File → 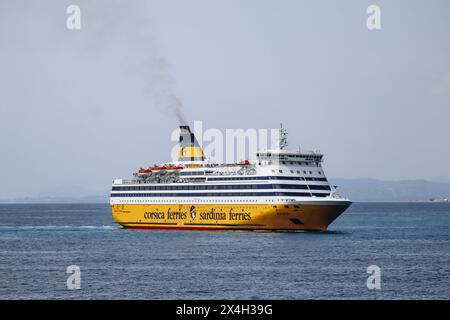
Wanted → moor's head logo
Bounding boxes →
[190,205,196,220]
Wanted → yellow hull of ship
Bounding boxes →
[111,202,350,231]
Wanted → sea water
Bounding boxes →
[0,203,449,299]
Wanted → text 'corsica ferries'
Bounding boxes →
[110,125,351,231]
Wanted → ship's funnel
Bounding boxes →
[178,125,205,162]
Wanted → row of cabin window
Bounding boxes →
[257,153,320,159]
[281,161,320,166]
[111,192,329,197]
[114,199,292,204]
[113,184,330,191]
[258,160,320,167]
[205,176,327,182]
[273,169,322,175]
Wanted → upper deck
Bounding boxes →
[113,124,328,186]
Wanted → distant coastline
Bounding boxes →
[1,178,450,204]
[331,178,450,202]
[0,195,108,204]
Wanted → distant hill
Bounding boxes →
[0,194,108,204]
[331,178,450,202]
[0,185,109,204]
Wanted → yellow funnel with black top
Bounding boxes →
[178,125,205,162]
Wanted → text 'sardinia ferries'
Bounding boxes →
[110,124,351,231]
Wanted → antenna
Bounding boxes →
[279,123,288,150]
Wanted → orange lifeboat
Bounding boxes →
[138,168,152,174]
[149,165,183,171]
[238,160,250,165]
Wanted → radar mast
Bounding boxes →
[278,123,288,150]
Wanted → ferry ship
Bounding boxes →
[110,124,351,231]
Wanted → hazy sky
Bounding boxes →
[1,0,450,198]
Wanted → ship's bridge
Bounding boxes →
[256,150,323,164]
[255,124,323,165]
